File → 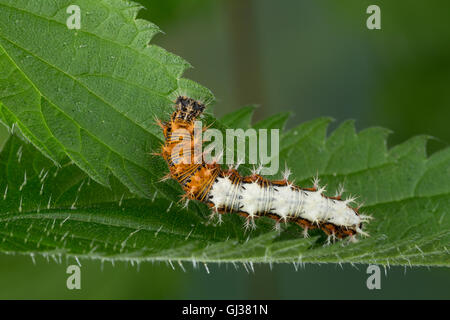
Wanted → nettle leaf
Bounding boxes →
[220,105,257,129]
[0,1,448,267]
[0,0,213,199]
[1,115,449,266]
[0,134,309,263]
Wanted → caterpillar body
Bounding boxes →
[157,96,371,241]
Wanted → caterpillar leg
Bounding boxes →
[272,220,282,233]
[294,218,316,238]
[302,227,310,238]
[325,233,337,246]
[207,208,223,225]
[243,216,257,231]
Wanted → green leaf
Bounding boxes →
[0,1,448,267]
[0,0,213,199]
[1,116,449,266]
[0,134,305,263]
[220,105,256,129]
[253,111,291,131]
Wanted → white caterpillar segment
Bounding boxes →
[207,176,241,212]
[271,185,300,221]
[208,176,367,237]
[240,181,274,218]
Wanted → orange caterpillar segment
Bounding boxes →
[159,97,219,202]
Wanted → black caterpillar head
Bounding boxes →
[173,96,206,122]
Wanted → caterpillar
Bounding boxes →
[156,96,371,242]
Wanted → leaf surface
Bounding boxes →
[0,0,448,267]
[0,0,213,199]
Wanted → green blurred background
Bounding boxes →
[0,0,449,299]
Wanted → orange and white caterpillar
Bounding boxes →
[156,96,371,242]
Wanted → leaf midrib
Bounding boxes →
[0,211,212,242]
